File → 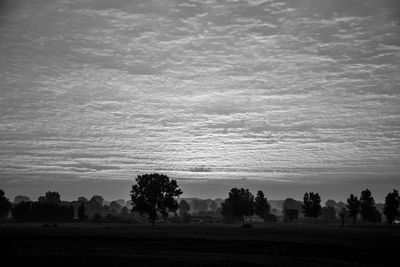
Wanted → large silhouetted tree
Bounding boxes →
[360,189,381,222]
[39,191,61,204]
[302,192,322,218]
[0,189,12,218]
[221,188,254,222]
[383,190,400,224]
[254,190,271,220]
[346,194,361,224]
[130,173,182,226]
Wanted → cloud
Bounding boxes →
[0,0,399,199]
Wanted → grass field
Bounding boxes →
[1,222,399,266]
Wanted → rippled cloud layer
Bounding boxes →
[1,0,399,199]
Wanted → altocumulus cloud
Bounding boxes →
[0,0,399,200]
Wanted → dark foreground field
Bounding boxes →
[1,223,399,267]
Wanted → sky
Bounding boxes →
[0,0,399,202]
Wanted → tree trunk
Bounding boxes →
[352,216,356,224]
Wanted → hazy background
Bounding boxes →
[1,0,399,201]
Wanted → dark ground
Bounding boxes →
[1,222,399,266]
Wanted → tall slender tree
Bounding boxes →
[383,190,400,224]
[346,194,361,224]
[360,189,379,222]
[302,192,322,218]
[254,190,271,220]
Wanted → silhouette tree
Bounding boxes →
[383,190,400,224]
[325,199,337,207]
[254,190,271,221]
[39,191,61,204]
[13,195,31,204]
[110,201,122,214]
[302,192,322,218]
[282,198,302,212]
[221,188,254,222]
[90,195,104,206]
[283,208,299,222]
[78,202,87,222]
[121,206,129,215]
[179,199,191,223]
[346,194,361,224]
[360,189,379,222]
[322,206,336,222]
[77,197,88,203]
[0,189,12,218]
[191,199,208,212]
[179,200,191,216]
[130,173,182,226]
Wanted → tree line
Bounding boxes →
[0,173,399,225]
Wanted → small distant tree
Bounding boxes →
[221,188,254,222]
[383,190,400,224]
[130,173,182,226]
[110,201,122,214]
[78,203,87,222]
[322,206,336,222]
[13,195,31,204]
[179,200,192,223]
[179,200,191,217]
[254,190,271,221]
[346,194,361,224]
[325,199,337,207]
[283,208,299,222]
[78,197,88,203]
[360,189,379,222]
[90,195,104,206]
[0,189,12,218]
[121,207,129,215]
[191,199,208,212]
[302,192,322,219]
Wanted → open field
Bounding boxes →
[1,223,399,266]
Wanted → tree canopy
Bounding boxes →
[346,194,361,224]
[254,190,271,220]
[360,189,381,222]
[221,188,254,222]
[383,189,400,224]
[130,173,182,225]
[0,189,12,218]
[302,192,322,218]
